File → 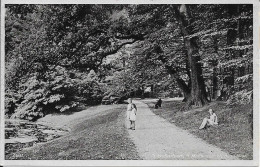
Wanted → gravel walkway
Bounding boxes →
[126,100,238,160]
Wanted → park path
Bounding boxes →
[126,100,238,160]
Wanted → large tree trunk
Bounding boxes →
[174,5,209,108]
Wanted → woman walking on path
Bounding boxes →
[126,98,137,130]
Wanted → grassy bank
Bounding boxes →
[144,100,253,160]
[6,106,140,160]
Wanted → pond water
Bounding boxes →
[5,119,68,155]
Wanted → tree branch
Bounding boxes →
[94,39,140,68]
[115,33,146,40]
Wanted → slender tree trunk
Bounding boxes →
[212,36,219,99]
[155,45,191,102]
[175,77,190,102]
[157,53,191,102]
[166,66,191,101]
[174,5,209,108]
[237,5,243,58]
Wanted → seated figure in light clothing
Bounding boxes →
[199,109,218,130]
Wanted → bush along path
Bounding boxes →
[5,104,140,160]
[127,100,238,160]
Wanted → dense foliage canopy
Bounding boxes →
[5,4,253,120]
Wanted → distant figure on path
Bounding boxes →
[155,98,162,109]
[199,109,218,129]
[126,98,137,130]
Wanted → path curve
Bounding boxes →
[126,100,238,160]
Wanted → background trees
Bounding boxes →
[5,4,253,120]
[124,4,253,108]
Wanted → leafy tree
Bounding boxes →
[125,4,252,108]
[11,66,79,120]
[5,4,253,120]
[5,4,141,119]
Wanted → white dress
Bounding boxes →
[127,104,136,121]
[208,113,218,125]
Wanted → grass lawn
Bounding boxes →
[144,100,253,160]
[6,106,141,160]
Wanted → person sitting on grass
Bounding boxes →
[155,98,162,109]
[199,109,218,130]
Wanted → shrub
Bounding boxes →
[8,66,105,121]
[5,89,21,117]
[227,90,253,105]
[76,79,104,105]
[227,74,253,105]
[11,66,79,121]
[74,70,105,105]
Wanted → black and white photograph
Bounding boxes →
[0,0,259,166]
